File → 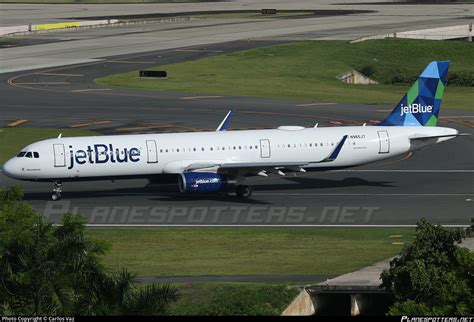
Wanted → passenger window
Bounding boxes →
[33,152,39,158]
[25,152,32,158]
[17,152,26,157]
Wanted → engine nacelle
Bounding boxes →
[178,172,234,193]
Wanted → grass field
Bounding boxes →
[96,39,474,110]
[169,282,298,316]
[0,37,16,44]
[0,128,98,164]
[86,227,414,276]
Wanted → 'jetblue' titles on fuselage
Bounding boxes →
[400,103,433,116]
[68,144,140,170]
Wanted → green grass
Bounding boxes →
[0,37,16,44]
[86,227,413,276]
[0,128,98,165]
[169,282,299,316]
[96,39,474,110]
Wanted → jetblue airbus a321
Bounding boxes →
[2,61,464,200]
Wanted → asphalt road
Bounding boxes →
[1,39,473,226]
[1,0,473,73]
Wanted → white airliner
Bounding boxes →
[2,61,464,200]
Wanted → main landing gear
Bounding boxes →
[51,181,62,201]
[235,185,252,199]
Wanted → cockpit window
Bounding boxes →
[17,151,26,157]
[25,152,32,158]
[33,152,39,158]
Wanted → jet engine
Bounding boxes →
[178,172,235,193]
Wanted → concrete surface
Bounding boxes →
[0,40,472,226]
[1,0,473,73]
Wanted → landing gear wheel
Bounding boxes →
[236,185,252,199]
[51,192,61,201]
[51,181,62,201]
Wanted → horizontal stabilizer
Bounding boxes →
[409,132,469,142]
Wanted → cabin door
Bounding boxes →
[53,144,66,167]
[260,139,271,158]
[377,130,390,154]
[146,140,158,163]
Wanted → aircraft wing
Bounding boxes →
[184,135,348,172]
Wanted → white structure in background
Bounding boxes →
[352,23,473,43]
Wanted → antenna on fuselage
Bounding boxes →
[314,123,319,128]
[57,133,62,138]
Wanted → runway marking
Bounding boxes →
[107,60,156,64]
[441,118,474,129]
[116,124,175,132]
[362,152,413,168]
[175,49,223,53]
[7,119,27,127]
[440,116,474,119]
[79,224,469,228]
[181,95,223,100]
[69,120,112,128]
[392,242,404,245]
[14,82,70,85]
[330,169,474,173]
[296,103,337,107]
[254,193,473,196]
[36,72,83,77]
[389,235,403,238]
[240,110,361,125]
[71,88,112,93]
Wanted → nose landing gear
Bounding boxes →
[51,181,62,201]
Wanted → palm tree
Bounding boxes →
[0,187,178,315]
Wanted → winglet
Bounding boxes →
[216,110,233,131]
[321,135,348,163]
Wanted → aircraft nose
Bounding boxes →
[2,159,17,178]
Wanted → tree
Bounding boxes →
[0,186,178,315]
[381,219,473,316]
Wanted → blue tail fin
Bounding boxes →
[380,61,449,127]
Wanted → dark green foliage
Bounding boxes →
[170,283,298,316]
[381,219,473,316]
[357,64,376,78]
[0,187,177,315]
[447,71,474,87]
